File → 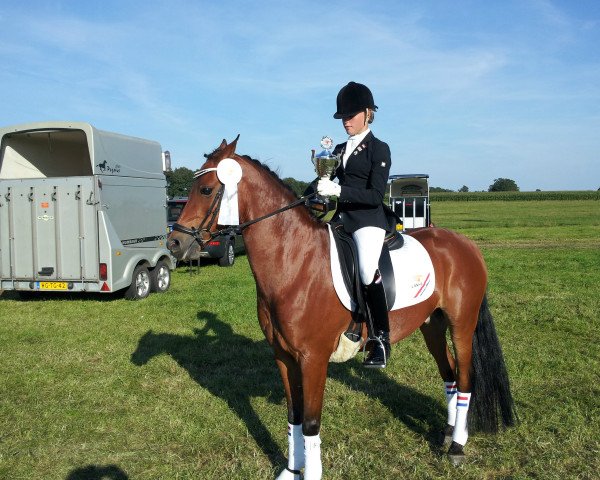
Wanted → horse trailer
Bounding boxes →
[388,174,431,230]
[0,121,176,299]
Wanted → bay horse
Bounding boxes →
[168,137,516,479]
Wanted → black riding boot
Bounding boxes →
[363,278,391,368]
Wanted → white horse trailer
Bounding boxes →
[388,174,431,231]
[0,121,175,299]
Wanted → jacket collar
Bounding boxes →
[341,130,374,166]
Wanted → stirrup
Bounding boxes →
[362,336,387,368]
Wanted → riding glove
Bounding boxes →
[317,178,341,197]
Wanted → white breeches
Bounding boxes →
[352,226,386,285]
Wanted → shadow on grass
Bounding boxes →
[65,464,128,479]
[329,361,446,451]
[131,310,286,467]
[130,312,446,470]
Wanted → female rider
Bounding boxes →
[317,81,394,368]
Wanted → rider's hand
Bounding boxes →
[317,178,341,197]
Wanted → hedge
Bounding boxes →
[429,191,600,202]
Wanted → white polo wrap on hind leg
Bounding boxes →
[303,434,322,480]
[452,391,472,445]
[444,381,458,426]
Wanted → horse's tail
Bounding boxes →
[469,294,518,433]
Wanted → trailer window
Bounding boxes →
[0,129,92,179]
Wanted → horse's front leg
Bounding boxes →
[274,345,304,480]
[299,353,329,480]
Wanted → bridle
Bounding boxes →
[171,183,226,247]
[171,181,317,252]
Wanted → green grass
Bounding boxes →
[1,200,599,479]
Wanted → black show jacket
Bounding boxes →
[331,131,393,233]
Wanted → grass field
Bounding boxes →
[1,200,599,479]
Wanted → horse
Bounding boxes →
[167,137,516,479]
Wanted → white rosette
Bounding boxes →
[216,158,243,225]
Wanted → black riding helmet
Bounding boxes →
[333,81,378,119]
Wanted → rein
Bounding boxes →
[172,191,317,248]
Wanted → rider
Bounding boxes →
[317,81,394,368]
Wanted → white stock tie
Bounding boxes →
[343,138,356,167]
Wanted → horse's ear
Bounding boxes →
[218,139,228,149]
[222,134,240,157]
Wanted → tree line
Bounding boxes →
[166,168,520,198]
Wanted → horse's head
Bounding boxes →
[130,330,161,366]
[168,136,243,261]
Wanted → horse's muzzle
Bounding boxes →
[167,232,200,260]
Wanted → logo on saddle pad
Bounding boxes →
[327,225,435,312]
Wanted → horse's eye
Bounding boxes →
[200,186,213,196]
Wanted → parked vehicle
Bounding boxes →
[167,197,188,232]
[167,197,243,267]
[0,121,176,299]
[388,174,431,230]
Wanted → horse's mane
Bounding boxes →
[204,149,300,200]
[204,148,323,225]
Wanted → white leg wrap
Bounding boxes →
[275,467,300,480]
[452,391,471,446]
[288,423,304,470]
[276,423,303,480]
[303,434,322,480]
[444,381,458,426]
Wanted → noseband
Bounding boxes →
[171,183,226,249]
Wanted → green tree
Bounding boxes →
[166,167,194,197]
[458,185,469,192]
[282,177,311,197]
[430,186,453,192]
[489,178,519,192]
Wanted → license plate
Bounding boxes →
[38,281,68,290]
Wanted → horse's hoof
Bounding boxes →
[447,441,465,466]
[439,425,454,446]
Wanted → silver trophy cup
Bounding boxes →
[310,136,341,212]
[311,135,341,180]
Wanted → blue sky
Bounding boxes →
[1,0,598,191]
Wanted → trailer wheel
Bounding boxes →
[124,265,151,300]
[218,241,235,267]
[150,260,171,293]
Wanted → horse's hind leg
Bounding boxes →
[420,309,457,445]
[420,309,455,382]
[443,299,482,463]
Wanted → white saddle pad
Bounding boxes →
[327,225,435,311]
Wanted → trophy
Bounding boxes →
[311,136,341,180]
[310,136,341,215]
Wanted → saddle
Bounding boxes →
[329,221,404,320]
